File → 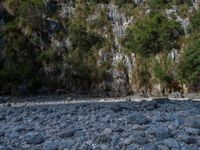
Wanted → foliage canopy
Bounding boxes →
[124,13,182,57]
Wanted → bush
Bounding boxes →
[153,58,173,85]
[131,57,152,90]
[115,0,134,7]
[89,8,108,29]
[148,0,192,9]
[124,13,182,57]
[89,0,110,4]
[173,0,193,6]
[37,49,57,63]
[3,0,45,34]
[177,4,189,18]
[0,63,41,94]
[177,34,200,85]
[69,20,103,51]
[189,10,200,32]
[148,0,169,9]
[0,0,45,94]
[154,69,172,85]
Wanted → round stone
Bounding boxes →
[26,133,45,145]
[102,128,112,135]
[60,129,75,138]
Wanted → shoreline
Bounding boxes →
[0,94,200,107]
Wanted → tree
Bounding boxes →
[124,13,182,57]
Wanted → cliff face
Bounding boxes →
[0,0,200,96]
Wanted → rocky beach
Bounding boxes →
[0,96,200,150]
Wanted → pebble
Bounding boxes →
[102,128,112,135]
[185,128,200,135]
[0,145,13,150]
[26,132,44,145]
[152,125,171,140]
[177,134,196,144]
[124,138,133,146]
[127,113,149,125]
[60,129,75,138]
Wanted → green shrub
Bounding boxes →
[69,20,103,51]
[172,0,193,6]
[115,0,134,7]
[124,13,182,57]
[88,59,111,83]
[149,0,165,6]
[152,55,174,88]
[89,8,108,29]
[153,63,173,84]
[148,0,192,9]
[3,0,45,34]
[0,0,46,94]
[148,0,170,9]
[37,49,57,63]
[177,4,189,18]
[188,10,200,32]
[89,0,110,4]
[0,63,38,86]
[136,62,152,89]
[177,34,200,85]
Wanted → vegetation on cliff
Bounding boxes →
[0,0,199,95]
[124,13,182,57]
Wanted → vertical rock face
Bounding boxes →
[0,0,199,96]
[44,1,136,96]
[107,3,135,50]
[97,3,135,96]
[108,3,125,48]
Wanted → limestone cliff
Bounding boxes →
[0,0,199,96]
